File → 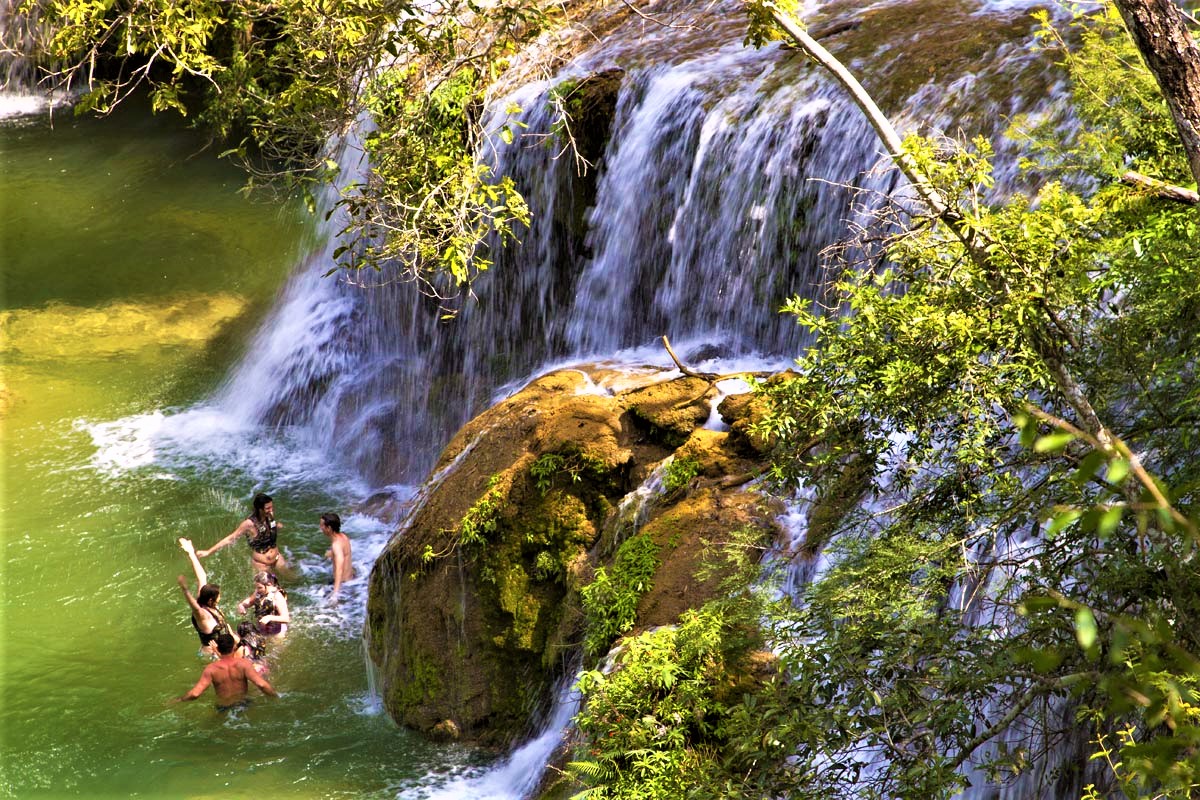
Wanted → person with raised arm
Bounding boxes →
[176,537,233,657]
[197,492,289,577]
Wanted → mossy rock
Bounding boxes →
[368,367,670,743]
[620,376,715,447]
[367,365,786,744]
[718,391,776,456]
[634,488,779,630]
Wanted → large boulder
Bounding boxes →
[366,365,778,744]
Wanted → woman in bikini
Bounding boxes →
[197,492,289,577]
[177,537,233,656]
[238,571,291,638]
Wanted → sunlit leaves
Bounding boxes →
[749,3,1200,797]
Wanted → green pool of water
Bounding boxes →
[0,102,480,799]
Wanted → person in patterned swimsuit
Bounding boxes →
[197,492,289,577]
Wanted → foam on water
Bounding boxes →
[0,92,52,119]
[289,510,409,642]
[77,403,368,497]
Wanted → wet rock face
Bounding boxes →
[366,366,776,744]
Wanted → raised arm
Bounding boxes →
[196,521,248,558]
[178,538,207,588]
[176,575,204,617]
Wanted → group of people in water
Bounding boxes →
[171,493,354,711]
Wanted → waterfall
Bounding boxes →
[0,0,69,118]
[221,0,1060,486]
[398,672,583,800]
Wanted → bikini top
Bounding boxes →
[246,515,278,554]
[191,606,230,646]
[251,593,280,621]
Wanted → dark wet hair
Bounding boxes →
[215,632,237,655]
[320,512,341,533]
[252,493,273,520]
[237,621,255,639]
[198,584,220,608]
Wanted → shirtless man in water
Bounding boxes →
[320,512,353,603]
[172,632,277,710]
[197,492,288,577]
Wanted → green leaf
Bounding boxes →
[1046,508,1082,537]
[1034,432,1075,453]
[1106,459,1130,486]
[1096,505,1124,538]
[1074,607,1098,651]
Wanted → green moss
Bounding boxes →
[394,647,443,713]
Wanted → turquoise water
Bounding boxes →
[0,103,484,798]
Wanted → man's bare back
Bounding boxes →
[330,534,353,583]
[175,646,277,708]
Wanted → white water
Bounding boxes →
[397,673,582,800]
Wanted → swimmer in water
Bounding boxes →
[197,492,289,577]
[237,571,291,637]
[172,632,276,710]
[235,621,269,676]
[320,512,353,604]
[177,537,233,657]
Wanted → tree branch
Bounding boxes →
[762,1,1149,515]
[1120,169,1200,204]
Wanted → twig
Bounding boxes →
[661,335,770,384]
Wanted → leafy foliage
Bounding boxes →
[580,533,661,659]
[740,4,1200,797]
[662,455,700,495]
[29,0,552,302]
[572,5,1200,799]
[569,529,779,800]
[529,450,606,496]
[459,474,504,548]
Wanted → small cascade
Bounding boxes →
[398,671,583,800]
[604,457,670,551]
[0,0,67,118]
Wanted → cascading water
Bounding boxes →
[0,0,71,119]
[212,0,1063,493]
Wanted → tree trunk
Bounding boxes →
[1112,0,1200,187]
